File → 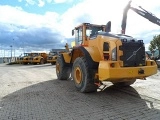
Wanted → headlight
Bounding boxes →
[111,47,117,61]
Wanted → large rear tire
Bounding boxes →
[72,57,98,93]
[112,79,136,87]
[56,55,70,80]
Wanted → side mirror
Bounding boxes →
[72,29,74,36]
[105,21,111,32]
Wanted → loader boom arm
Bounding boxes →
[121,0,160,34]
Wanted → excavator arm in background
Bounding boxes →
[121,0,160,34]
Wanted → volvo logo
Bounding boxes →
[133,51,137,55]
[127,47,142,61]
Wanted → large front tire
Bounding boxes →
[56,55,70,80]
[72,57,98,93]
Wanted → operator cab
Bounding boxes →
[72,21,137,46]
[72,23,107,46]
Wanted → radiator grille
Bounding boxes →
[120,40,145,67]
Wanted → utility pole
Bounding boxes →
[13,39,15,61]
[13,39,15,57]
[0,44,1,57]
[4,49,5,58]
[3,49,5,63]
[10,45,12,62]
[0,44,2,63]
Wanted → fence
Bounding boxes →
[0,57,18,64]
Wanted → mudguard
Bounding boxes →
[70,46,101,69]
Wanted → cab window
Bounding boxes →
[86,26,103,38]
[75,27,83,45]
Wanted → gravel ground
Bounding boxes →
[0,63,160,120]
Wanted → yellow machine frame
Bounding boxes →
[56,22,157,93]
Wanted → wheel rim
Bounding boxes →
[74,66,82,84]
[56,62,60,74]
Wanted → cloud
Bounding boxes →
[25,0,36,5]
[24,0,46,7]
[0,5,66,56]
[38,0,45,7]
[60,0,160,40]
[46,0,53,3]
[23,0,73,6]
[0,5,60,28]
[54,0,73,4]
[0,0,160,57]
[0,23,67,53]
[145,43,152,51]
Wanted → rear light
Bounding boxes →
[103,53,109,60]
[103,42,110,60]
[110,63,115,67]
[151,61,154,65]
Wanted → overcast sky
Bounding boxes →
[0,0,160,57]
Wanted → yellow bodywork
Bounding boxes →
[32,57,42,63]
[31,53,48,64]
[63,53,71,63]
[22,56,31,64]
[87,35,123,63]
[60,23,157,84]
[98,60,157,81]
[84,47,102,62]
[21,53,32,64]
[62,44,157,82]
[47,56,57,64]
[23,57,29,63]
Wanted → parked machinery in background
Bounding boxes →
[47,49,66,65]
[22,53,32,65]
[47,52,58,65]
[30,53,48,65]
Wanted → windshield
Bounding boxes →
[86,26,104,37]
[32,53,39,56]
[49,52,57,56]
[24,53,31,56]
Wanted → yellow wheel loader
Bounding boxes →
[22,53,32,65]
[56,22,157,93]
[30,53,48,65]
[47,54,57,65]
[47,51,66,65]
[56,1,158,93]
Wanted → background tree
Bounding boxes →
[149,35,160,60]
[149,41,156,57]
